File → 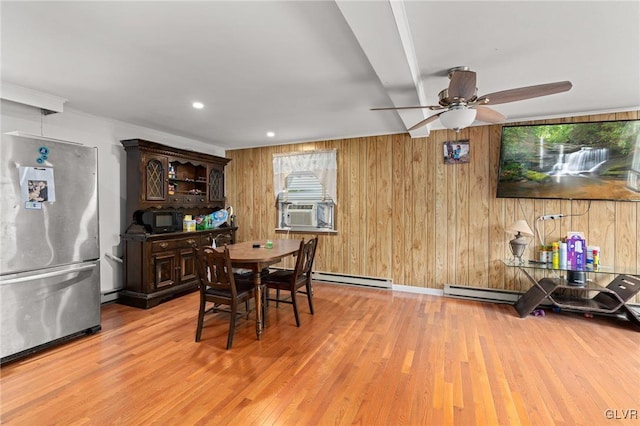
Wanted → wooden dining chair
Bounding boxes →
[192,244,255,349]
[264,237,318,326]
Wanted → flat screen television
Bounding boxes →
[496,119,640,201]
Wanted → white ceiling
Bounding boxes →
[2,1,639,150]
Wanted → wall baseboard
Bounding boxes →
[391,284,443,296]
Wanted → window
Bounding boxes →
[273,150,336,232]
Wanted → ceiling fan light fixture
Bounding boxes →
[439,106,477,131]
[370,68,571,132]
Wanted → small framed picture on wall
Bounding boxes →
[443,139,470,164]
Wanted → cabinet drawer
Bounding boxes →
[182,195,207,204]
[166,195,208,205]
[178,237,199,248]
[151,240,178,253]
[151,237,203,253]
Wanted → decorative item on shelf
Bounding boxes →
[168,164,176,179]
[183,215,196,232]
[566,233,586,270]
[559,242,567,267]
[551,242,560,268]
[195,215,206,230]
[505,220,534,264]
[210,209,228,228]
[226,206,234,226]
[586,245,601,270]
[538,244,552,263]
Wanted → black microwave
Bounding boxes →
[135,210,183,233]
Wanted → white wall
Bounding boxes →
[0,99,226,303]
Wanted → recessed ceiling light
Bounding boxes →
[266,131,275,138]
[192,102,204,109]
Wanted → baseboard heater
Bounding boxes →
[312,271,392,288]
[444,284,522,304]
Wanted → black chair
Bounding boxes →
[264,237,318,326]
[192,245,255,349]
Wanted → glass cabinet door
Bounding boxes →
[144,156,167,201]
[208,166,224,203]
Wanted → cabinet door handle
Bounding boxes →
[186,239,196,245]
[159,242,169,249]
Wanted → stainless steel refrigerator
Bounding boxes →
[1,132,101,363]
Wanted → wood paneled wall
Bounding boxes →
[226,111,639,299]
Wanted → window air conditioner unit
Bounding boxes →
[285,204,317,227]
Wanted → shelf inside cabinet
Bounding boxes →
[168,178,207,184]
[168,161,208,198]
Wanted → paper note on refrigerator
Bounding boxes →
[19,166,56,205]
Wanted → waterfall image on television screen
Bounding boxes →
[497,120,640,201]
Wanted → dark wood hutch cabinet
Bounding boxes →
[119,139,236,309]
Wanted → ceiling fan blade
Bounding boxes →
[371,105,442,111]
[477,81,572,105]
[408,113,442,131]
[448,70,477,100]
[475,106,506,123]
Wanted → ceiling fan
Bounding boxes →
[372,66,572,131]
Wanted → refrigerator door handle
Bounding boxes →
[0,263,97,285]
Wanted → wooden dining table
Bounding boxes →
[222,239,302,340]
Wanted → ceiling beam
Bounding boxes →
[336,0,430,138]
[0,82,67,113]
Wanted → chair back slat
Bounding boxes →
[291,239,306,281]
[193,245,238,298]
[301,237,318,276]
[289,237,318,284]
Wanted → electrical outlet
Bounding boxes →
[540,214,564,221]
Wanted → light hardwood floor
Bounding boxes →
[1,283,639,425]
